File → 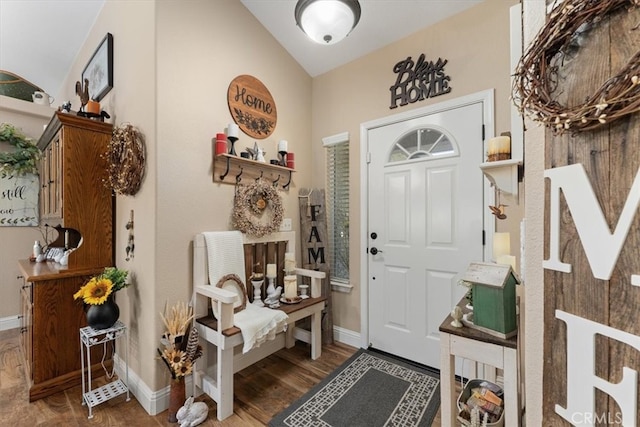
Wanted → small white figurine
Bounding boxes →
[176,396,208,427]
[263,286,282,307]
[450,306,463,328]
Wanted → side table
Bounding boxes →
[80,321,130,418]
[439,300,520,426]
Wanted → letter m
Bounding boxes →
[544,164,640,280]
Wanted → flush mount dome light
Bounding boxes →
[294,0,361,45]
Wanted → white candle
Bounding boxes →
[284,275,297,299]
[284,252,295,272]
[266,263,277,278]
[493,232,511,260]
[487,136,511,156]
[64,230,69,249]
[227,123,239,138]
[497,254,517,272]
[278,140,288,153]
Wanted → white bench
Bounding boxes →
[191,231,326,421]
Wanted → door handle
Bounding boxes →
[370,247,383,255]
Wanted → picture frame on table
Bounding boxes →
[82,32,113,102]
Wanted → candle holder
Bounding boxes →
[228,136,238,156]
[278,150,288,167]
[251,276,264,307]
[299,284,309,299]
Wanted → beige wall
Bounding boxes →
[54,0,312,395]
[312,0,520,333]
[0,96,54,321]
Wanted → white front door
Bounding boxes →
[367,101,485,368]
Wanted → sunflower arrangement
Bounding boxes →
[157,301,202,379]
[73,267,129,305]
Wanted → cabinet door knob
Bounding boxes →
[17,275,23,279]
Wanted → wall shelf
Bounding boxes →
[480,159,522,199]
[213,153,294,190]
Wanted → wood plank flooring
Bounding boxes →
[0,328,444,426]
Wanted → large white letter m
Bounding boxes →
[544,164,640,282]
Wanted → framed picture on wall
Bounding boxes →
[82,32,113,102]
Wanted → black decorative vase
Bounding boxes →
[86,296,120,330]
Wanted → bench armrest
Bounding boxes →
[294,268,325,298]
[194,284,238,304]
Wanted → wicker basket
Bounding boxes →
[456,379,505,427]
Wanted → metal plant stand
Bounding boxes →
[80,321,130,418]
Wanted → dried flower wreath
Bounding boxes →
[104,123,146,195]
[513,0,640,134]
[232,178,283,237]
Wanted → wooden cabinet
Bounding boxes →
[18,112,116,401]
[18,261,113,401]
[19,278,32,383]
[39,136,62,218]
[37,112,114,269]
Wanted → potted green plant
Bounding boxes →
[0,123,41,177]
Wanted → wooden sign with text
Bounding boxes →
[543,6,640,425]
[227,75,277,139]
[298,188,334,345]
[0,173,39,226]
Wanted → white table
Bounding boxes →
[439,303,520,426]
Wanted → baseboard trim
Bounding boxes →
[0,315,20,331]
[333,325,361,348]
[113,353,193,416]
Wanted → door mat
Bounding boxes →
[270,348,440,427]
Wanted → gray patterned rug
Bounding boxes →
[270,348,440,427]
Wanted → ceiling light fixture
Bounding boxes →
[294,0,361,45]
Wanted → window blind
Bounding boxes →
[326,141,349,282]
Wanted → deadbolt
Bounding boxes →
[370,232,377,240]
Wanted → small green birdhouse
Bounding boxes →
[462,262,519,338]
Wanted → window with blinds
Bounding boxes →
[326,139,350,284]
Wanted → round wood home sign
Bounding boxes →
[227,75,277,139]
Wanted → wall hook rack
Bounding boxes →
[213,154,294,191]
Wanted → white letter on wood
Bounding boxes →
[544,164,640,280]
[555,310,639,426]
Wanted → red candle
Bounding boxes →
[215,133,227,155]
[287,152,295,169]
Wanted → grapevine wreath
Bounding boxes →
[232,178,283,237]
[513,0,640,134]
[105,123,146,196]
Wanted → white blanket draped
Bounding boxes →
[203,231,287,353]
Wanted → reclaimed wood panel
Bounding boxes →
[243,240,287,302]
[298,188,333,345]
[543,6,640,425]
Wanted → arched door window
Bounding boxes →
[388,127,458,163]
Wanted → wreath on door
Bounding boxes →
[232,178,283,237]
[513,0,640,134]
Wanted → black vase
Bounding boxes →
[86,296,120,330]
